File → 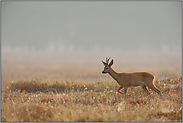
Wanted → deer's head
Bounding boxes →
[102,57,113,74]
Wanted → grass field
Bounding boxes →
[1,49,182,122]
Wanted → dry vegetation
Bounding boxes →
[1,76,182,122]
[1,50,182,122]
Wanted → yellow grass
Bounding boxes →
[1,77,182,122]
[1,50,182,122]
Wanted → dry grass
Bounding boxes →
[1,50,182,122]
[1,76,182,122]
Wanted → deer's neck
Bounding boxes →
[108,68,119,81]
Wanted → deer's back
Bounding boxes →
[118,72,154,87]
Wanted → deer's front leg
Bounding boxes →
[117,86,123,94]
[124,87,128,96]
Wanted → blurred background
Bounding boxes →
[1,1,182,82]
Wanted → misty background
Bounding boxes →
[1,1,182,80]
[2,1,181,51]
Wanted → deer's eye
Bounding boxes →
[106,68,108,69]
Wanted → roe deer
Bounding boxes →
[102,57,161,96]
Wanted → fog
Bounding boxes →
[1,1,181,65]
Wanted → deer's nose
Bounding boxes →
[102,71,105,74]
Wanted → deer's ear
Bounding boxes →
[109,59,113,66]
[102,61,107,66]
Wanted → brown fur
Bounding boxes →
[102,58,161,96]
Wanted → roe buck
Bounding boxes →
[102,57,161,96]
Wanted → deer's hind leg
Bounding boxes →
[142,85,150,95]
[145,81,161,95]
[149,84,161,95]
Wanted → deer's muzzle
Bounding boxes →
[102,71,106,74]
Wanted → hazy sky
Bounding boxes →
[2,1,181,52]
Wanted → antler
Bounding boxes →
[106,57,110,65]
